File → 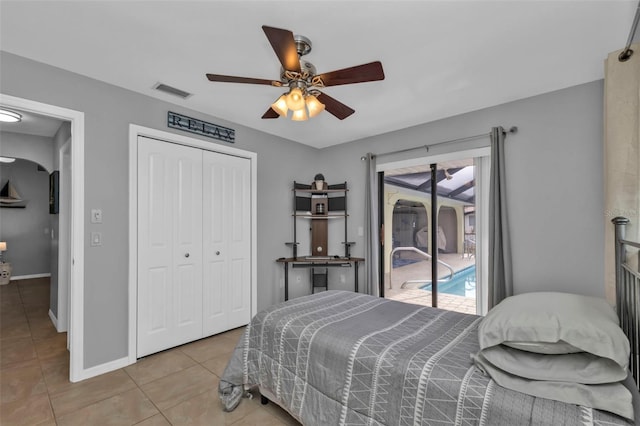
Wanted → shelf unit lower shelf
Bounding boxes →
[276,257,365,301]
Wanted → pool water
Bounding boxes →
[420,265,476,297]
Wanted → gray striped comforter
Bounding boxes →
[219,291,631,425]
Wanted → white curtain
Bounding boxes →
[488,126,513,309]
[604,42,640,305]
[364,153,380,296]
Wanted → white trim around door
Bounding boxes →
[58,138,71,334]
[128,124,258,365]
[0,94,86,382]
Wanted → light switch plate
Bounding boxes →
[91,232,102,246]
[91,209,103,224]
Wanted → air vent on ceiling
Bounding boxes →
[153,83,192,99]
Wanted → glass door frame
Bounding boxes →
[377,147,491,315]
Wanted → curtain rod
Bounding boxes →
[361,126,517,160]
[619,0,640,62]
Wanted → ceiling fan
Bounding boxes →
[206,25,385,121]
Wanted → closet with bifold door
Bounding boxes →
[137,136,251,358]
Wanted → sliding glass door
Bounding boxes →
[382,151,488,314]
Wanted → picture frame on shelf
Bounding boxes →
[49,170,59,214]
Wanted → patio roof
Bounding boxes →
[384,161,475,205]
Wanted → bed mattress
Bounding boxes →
[219,290,632,425]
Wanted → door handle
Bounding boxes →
[216,251,221,255]
[185,253,190,258]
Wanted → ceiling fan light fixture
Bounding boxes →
[271,95,289,117]
[0,109,22,123]
[285,87,306,111]
[205,25,385,122]
[305,95,325,118]
[291,107,308,121]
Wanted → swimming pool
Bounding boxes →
[420,265,476,297]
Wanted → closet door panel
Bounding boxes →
[203,260,226,325]
[174,153,203,330]
[225,157,252,329]
[202,151,251,335]
[138,137,203,357]
[147,267,169,333]
[202,157,228,334]
[175,264,198,326]
[140,151,172,338]
[229,258,247,308]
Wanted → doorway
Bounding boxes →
[381,151,489,314]
[0,93,85,381]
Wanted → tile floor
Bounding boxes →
[0,278,300,425]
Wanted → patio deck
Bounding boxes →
[384,252,477,315]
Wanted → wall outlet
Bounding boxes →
[358,226,364,237]
[91,209,103,224]
[296,275,302,283]
[340,274,346,283]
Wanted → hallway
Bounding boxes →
[0,278,298,425]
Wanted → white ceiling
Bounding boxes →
[0,109,65,138]
[0,1,636,149]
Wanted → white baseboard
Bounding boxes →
[73,356,134,383]
[48,309,58,329]
[11,273,52,280]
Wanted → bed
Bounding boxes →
[219,218,640,425]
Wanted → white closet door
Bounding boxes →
[137,136,203,357]
[202,151,251,335]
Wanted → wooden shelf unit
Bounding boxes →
[277,181,361,300]
[288,181,351,259]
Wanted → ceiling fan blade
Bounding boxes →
[261,107,280,119]
[262,25,301,73]
[206,74,280,86]
[315,61,385,87]
[316,92,355,120]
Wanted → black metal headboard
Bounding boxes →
[612,217,640,390]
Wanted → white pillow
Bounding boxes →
[503,340,581,354]
[479,292,630,368]
[473,351,634,420]
[481,345,628,384]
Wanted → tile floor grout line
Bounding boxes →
[49,378,137,421]
[127,359,218,420]
[124,367,175,426]
[36,344,59,424]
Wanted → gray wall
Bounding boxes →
[0,50,607,371]
[319,80,605,299]
[0,131,54,172]
[0,159,51,276]
[1,51,318,368]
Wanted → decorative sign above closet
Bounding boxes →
[167,111,235,143]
